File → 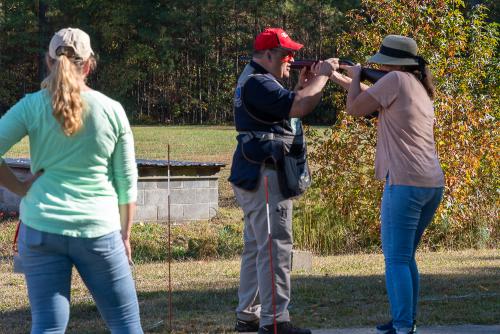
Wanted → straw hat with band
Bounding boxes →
[368,35,428,79]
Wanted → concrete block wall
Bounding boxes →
[135,177,219,222]
[0,168,28,212]
[0,158,225,222]
[0,187,22,212]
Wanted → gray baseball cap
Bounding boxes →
[48,28,94,60]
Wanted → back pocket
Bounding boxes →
[20,223,44,249]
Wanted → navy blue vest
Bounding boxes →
[229,62,304,191]
[234,63,295,134]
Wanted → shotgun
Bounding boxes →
[293,59,382,119]
[238,56,388,83]
[238,56,381,119]
[290,59,387,84]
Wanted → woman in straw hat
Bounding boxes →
[0,28,143,333]
[331,35,445,334]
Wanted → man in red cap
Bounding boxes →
[229,28,336,334]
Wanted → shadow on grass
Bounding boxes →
[1,269,499,334]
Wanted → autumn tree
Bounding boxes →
[296,0,499,253]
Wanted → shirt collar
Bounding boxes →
[250,60,269,74]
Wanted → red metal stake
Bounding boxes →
[167,144,173,332]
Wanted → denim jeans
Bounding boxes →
[381,180,443,334]
[17,223,143,334]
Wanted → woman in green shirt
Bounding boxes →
[0,28,143,333]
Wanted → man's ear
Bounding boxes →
[267,51,272,61]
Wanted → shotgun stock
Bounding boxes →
[337,59,381,119]
[336,59,388,84]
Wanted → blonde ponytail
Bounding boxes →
[41,51,84,136]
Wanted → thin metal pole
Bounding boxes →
[167,144,173,332]
[265,176,278,334]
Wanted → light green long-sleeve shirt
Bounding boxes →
[0,89,138,237]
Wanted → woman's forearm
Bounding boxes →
[347,73,362,112]
[331,72,369,91]
[0,162,26,196]
[119,202,136,240]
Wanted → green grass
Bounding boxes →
[1,249,498,333]
[2,125,499,332]
[6,125,237,162]
[132,126,237,163]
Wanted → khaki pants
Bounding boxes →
[232,167,293,326]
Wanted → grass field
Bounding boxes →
[1,249,498,333]
[6,125,238,163]
[2,126,499,333]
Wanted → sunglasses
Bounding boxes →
[270,49,295,63]
[281,51,295,63]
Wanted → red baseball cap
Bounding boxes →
[254,28,303,51]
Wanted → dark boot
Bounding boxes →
[235,318,260,332]
[376,319,417,334]
[258,322,311,334]
[376,319,394,334]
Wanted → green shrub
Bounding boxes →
[0,215,243,263]
[130,221,243,263]
[130,222,168,262]
[216,224,244,256]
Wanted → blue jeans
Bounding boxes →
[381,181,443,334]
[17,223,143,334]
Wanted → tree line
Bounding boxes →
[0,0,496,124]
[296,0,499,252]
[1,0,354,124]
[0,0,497,125]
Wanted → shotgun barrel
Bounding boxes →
[292,59,388,84]
[290,58,354,69]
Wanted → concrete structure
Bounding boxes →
[0,158,225,222]
[291,250,313,271]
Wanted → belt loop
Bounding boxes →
[241,132,254,144]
